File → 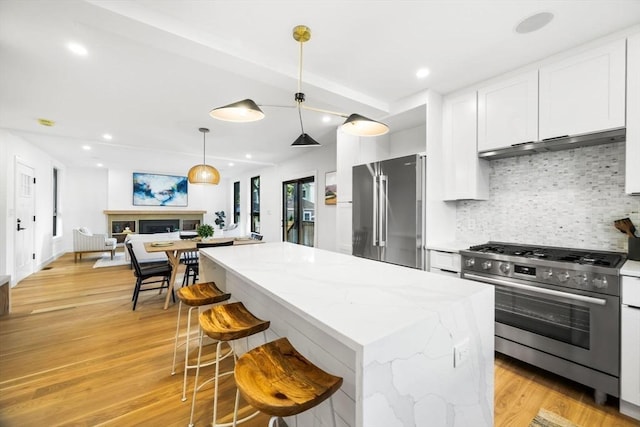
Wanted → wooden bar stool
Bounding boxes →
[234,337,343,427]
[188,302,270,427]
[171,282,231,401]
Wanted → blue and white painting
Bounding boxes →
[133,173,188,206]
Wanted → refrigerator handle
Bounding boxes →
[379,175,387,247]
[372,175,378,246]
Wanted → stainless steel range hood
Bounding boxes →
[478,127,626,160]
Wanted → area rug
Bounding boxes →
[529,408,580,427]
[93,253,129,268]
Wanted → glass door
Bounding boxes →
[283,176,315,246]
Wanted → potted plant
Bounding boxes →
[197,224,215,241]
[214,211,226,229]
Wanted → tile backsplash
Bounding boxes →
[456,141,640,252]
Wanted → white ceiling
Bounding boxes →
[1,0,639,178]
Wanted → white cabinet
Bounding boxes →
[626,33,640,195]
[621,275,640,421]
[443,91,489,200]
[477,70,538,152]
[429,250,461,277]
[539,39,626,140]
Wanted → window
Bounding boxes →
[233,181,240,224]
[250,176,260,233]
[282,176,315,246]
[52,168,59,236]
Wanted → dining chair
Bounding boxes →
[125,242,175,310]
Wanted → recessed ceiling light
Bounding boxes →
[322,115,331,123]
[102,133,113,140]
[228,162,235,167]
[67,42,88,56]
[82,145,91,150]
[245,154,252,159]
[96,163,104,167]
[515,12,554,34]
[416,68,430,79]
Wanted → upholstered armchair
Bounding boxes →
[73,227,117,262]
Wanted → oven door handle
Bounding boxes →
[463,273,607,306]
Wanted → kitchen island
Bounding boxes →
[199,242,494,427]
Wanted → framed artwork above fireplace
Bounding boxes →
[133,172,188,207]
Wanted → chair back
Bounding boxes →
[125,241,144,277]
[181,250,199,264]
[196,240,234,248]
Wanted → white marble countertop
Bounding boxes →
[200,242,492,350]
[621,259,640,277]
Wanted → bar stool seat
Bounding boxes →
[171,282,231,401]
[189,302,270,427]
[234,337,343,424]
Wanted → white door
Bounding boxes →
[15,161,35,282]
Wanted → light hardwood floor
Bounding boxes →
[0,252,638,427]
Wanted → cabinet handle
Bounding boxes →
[542,135,570,141]
[510,141,535,147]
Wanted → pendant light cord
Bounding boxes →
[202,131,206,165]
[297,39,305,134]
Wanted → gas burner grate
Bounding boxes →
[466,242,624,268]
[558,253,620,267]
[469,244,505,254]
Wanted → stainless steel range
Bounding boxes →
[460,242,626,404]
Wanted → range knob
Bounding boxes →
[574,273,588,286]
[557,271,570,283]
[499,263,511,274]
[465,258,475,268]
[593,275,608,289]
[482,261,492,270]
[541,269,553,280]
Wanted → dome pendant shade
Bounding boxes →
[188,164,220,184]
[209,99,265,122]
[188,127,220,185]
[291,133,321,147]
[341,113,389,137]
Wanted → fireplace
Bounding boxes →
[139,219,180,234]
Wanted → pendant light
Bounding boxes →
[208,25,389,140]
[188,127,220,185]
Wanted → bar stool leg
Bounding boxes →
[188,329,205,427]
[171,301,184,376]
[181,305,197,401]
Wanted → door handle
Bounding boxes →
[16,218,26,231]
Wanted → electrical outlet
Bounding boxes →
[453,338,470,368]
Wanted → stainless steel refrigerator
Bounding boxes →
[352,154,426,269]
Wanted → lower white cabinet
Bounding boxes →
[621,275,640,421]
[429,250,461,277]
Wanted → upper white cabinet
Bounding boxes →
[627,33,640,195]
[443,91,489,200]
[539,39,626,140]
[477,70,538,152]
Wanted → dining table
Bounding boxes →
[143,237,260,309]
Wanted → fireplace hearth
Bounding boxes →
[139,219,180,234]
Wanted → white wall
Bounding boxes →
[106,168,228,213]
[63,167,109,250]
[388,124,426,158]
[0,129,66,284]
[228,139,338,251]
